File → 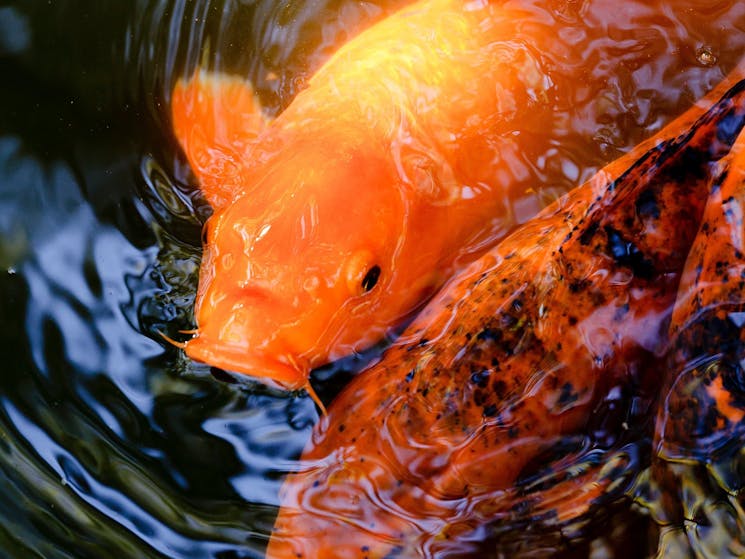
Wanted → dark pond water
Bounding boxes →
[1,1,745,558]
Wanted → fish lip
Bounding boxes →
[184,334,308,390]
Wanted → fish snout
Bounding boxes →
[182,330,308,390]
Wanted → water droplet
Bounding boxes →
[696,46,717,67]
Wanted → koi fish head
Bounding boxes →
[171,71,461,397]
[183,139,437,390]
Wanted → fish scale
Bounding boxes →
[267,70,745,558]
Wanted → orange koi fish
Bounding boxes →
[169,0,711,404]
[170,0,558,403]
[266,72,745,557]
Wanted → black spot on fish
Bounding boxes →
[607,147,658,194]
[483,404,498,417]
[557,382,579,406]
[405,369,415,382]
[604,225,655,279]
[493,380,507,398]
[677,143,714,182]
[470,370,490,388]
[477,327,502,343]
[569,279,589,293]
[590,289,607,307]
[635,188,660,219]
[718,169,730,188]
[579,221,599,246]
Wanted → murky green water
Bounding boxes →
[1,1,745,557]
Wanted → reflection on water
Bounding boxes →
[0,139,321,557]
[0,0,744,557]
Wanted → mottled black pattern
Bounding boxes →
[462,83,745,429]
[649,107,745,547]
[603,225,655,279]
[389,78,745,521]
[658,134,745,461]
[635,188,661,220]
[663,309,745,456]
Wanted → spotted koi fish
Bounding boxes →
[647,117,745,549]
[266,71,745,558]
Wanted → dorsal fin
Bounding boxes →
[171,70,269,210]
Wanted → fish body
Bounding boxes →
[171,0,551,392]
[266,73,745,558]
[170,0,713,395]
[647,122,745,546]
[656,126,745,462]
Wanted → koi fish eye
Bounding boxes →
[345,250,381,296]
[361,265,381,292]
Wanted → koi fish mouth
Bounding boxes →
[160,330,326,413]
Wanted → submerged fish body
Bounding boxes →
[647,123,745,541]
[266,74,745,557]
[657,126,745,462]
[170,0,701,395]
